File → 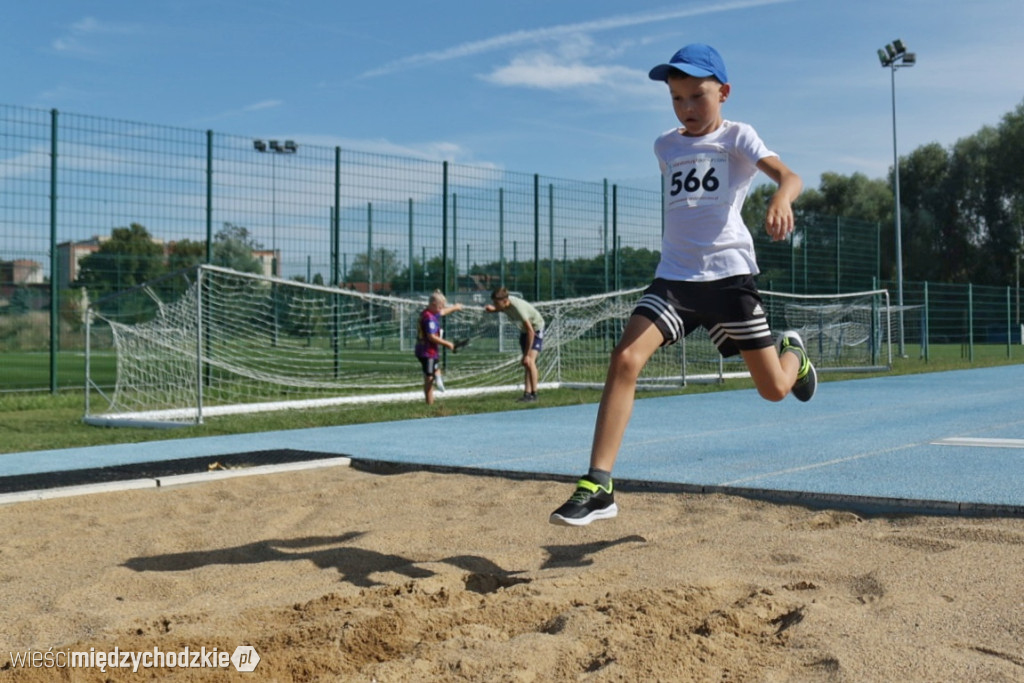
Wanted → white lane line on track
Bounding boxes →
[932,437,1024,449]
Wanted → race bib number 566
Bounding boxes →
[665,153,729,208]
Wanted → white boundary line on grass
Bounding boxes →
[0,457,351,506]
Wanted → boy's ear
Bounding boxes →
[719,83,731,102]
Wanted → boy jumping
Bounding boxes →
[550,44,817,527]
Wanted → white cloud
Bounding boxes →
[244,100,284,112]
[360,0,795,78]
[483,54,637,90]
[478,32,653,97]
[51,16,142,56]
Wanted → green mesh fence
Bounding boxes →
[0,103,1019,391]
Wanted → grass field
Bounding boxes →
[0,351,117,391]
[1,343,1020,457]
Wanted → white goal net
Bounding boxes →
[84,266,890,427]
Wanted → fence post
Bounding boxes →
[533,174,540,301]
[612,184,619,290]
[790,225,796,292]
[452,193,458,290]
[549,183,555,300]
[922,281,929,362]
[441,161,449,295]
[602,179,611,350]
[49,109,59,394]
[196,266,205,424]
[836,215,841,293]
[366,203,373,294]
[603,179,609,294]
[332,147,341,378]
[408,199,414,294]
[332,147,341,286]
[968,283,974,362]
[205,130,213,264]
[1007,286,1012,359]
[499,187,505,286]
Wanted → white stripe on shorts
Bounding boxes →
[637,293,684,341]
[709,318,771,346]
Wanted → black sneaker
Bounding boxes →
[549,477,618,526]
[516,392,537,403]
[777,330,817,402]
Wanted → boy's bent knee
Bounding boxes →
[756,382,789,402]
[609,345,647,377]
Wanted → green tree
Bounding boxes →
[212,222,264,274]
[8,287,41,314]
[897,143,966,282]
[167,238,206,273]
[806,172,892,224]
[345,248,402,292]
[974,102,1024,285]
[75,223,166,299]
[166,224,263,276]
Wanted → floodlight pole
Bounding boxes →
[878,40,915,358]
[253,139,298,349]
[253,139,298,277]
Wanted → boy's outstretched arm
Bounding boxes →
[757,156,802,242]
[442,302,464,316]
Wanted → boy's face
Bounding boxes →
[491,294,511,311]
[667,74,730,137]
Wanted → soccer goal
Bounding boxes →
[84,265,681,427]
[84,266,891,427]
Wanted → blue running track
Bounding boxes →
[2,365,1022,516]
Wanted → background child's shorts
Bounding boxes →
[519,328,544,355]
[417,356,440,377]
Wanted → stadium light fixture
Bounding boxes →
[253,139,298,155]
[878,38,915,357]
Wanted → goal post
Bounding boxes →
[84,266,891,427]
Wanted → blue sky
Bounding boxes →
[6,0,1024,192]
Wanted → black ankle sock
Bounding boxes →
[587,467,612,488]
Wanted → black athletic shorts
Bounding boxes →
[633,274,774,357]
[417,356,440,377]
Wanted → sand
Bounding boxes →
[1,463,1023,682]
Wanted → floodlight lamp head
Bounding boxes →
[885,43,897,59]
[269,140,282,151]
[877,48,891,67]
[283,140,297,153]
[253,139,267,152]
[901,52,916,66]
[893,39,907,55]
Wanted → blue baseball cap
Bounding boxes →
[648,44,728,83]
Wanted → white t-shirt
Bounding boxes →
[653,120,776,282]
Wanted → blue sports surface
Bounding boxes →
[3,365,1023,516]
